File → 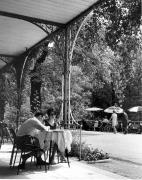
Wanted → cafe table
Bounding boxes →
[34,129,72,166]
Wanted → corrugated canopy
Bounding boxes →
[0,0,99,69]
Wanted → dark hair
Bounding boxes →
[34,112,43,117]
[46,107,55,116]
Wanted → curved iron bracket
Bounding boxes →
[0,55,14,64]
[31,22,58,35]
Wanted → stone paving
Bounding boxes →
[0,143,131,180]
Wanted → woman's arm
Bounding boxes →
[33,119,49,131]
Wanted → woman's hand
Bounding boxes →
[45,126,50,131]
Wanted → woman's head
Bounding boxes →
[46,107,55,117]
[113,110,117,113]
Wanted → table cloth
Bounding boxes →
[34,129,72,153]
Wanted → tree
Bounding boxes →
[72,0,141,108]
[0,67,18,124]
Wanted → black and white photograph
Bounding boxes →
[0,0,141,179]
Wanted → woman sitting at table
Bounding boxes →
[43,107,57,129]
[43,107,64,164]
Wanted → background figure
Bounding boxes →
[102,116,109,127]
[94,120,99,131]
[110,110,118,134]
[121,111,129,134]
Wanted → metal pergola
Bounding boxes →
[0,0,100,128]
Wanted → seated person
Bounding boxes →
[43,108,64,164]
[16,111,49,169]
[97,116,109,132]
[43,107,57,129]
[102,116,109,124]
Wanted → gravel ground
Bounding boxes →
[86,158,142,179]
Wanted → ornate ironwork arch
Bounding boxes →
[0,1,101,128]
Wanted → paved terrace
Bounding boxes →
[0,142,131,180]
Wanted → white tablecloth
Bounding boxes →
[34,129,72,153]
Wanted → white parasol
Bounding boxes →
[104,106,123,114]
[128,106,142,121]
[85,107,103,111]
[128,106,142,112]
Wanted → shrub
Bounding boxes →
[69,132,109,162]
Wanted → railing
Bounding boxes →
[129,121,142,124]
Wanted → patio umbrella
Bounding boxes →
[128,106,142,122]
[104,106,123,114]
[128,106,142,112]
[85,107,103,111]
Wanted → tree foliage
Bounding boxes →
[1,0,141,124]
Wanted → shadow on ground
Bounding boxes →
[0,159,62,179]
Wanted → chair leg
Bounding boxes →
[57,152,60,163]
[9,145,15,167]
[49,140,52,165]
[17,151,22,175]
[46,150,50,170]
[13,150,18,167]
[65,149,70,168]
[0,137,2,149]
[43,152,47,172]
[0,128,3,148]
[35,151,42,169]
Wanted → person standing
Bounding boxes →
[121,110,129,134]
[110,110,118,134]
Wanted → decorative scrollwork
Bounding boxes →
[32,22,58,35]
[0,55,14,64]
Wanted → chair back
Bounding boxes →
[9,128,17,143]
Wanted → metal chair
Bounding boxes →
[9,128,17,167]
[17,141,48,174]
[9,129,48,174]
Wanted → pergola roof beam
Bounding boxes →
[0,10,64,27]
[0,54,16,58]
[0,0,100,69]
[25,0,101,54]
[66,0,100,26]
